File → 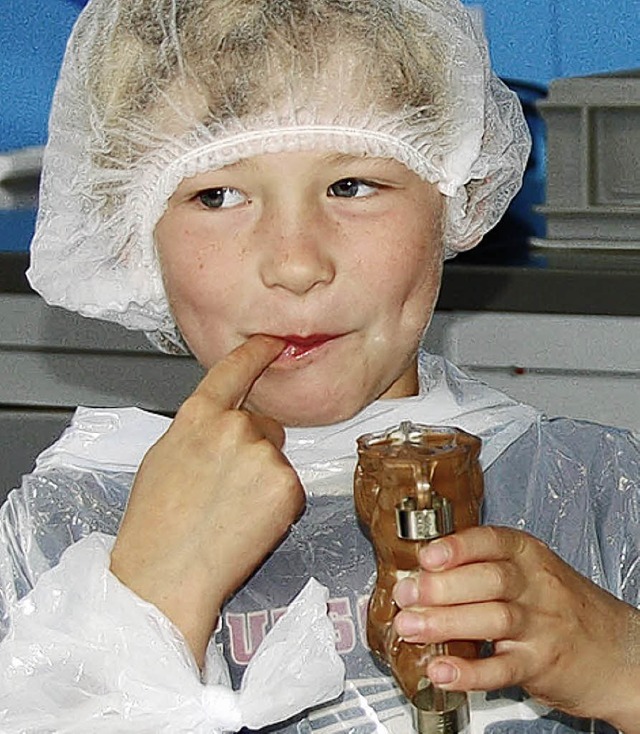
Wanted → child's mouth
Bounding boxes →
[276,334,342,363]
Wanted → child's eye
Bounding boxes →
[197,187,246,209]
[327,179,378,199]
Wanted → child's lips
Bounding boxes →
[271,334,345,364]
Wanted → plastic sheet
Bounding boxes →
[0,354,637,733]
[0,533,344,732]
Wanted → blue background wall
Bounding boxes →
[1,0,80,151]
[472,0,639,84]
[1,0,638,152]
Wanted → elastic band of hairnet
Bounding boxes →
[158,126,442,185]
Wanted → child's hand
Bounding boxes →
[392,525,640,730]
[110,335,305,667]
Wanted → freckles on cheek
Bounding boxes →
[166,232,220,282]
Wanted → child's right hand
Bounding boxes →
[110,335,305,668]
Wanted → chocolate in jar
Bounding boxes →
[354,421,483,700]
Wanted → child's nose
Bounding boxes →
[258,210,336,295]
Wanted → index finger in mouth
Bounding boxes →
[192,335,285,410]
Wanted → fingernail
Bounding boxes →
[421,540,450,569]
[394,577,419,607]
[429,661,458,685]
[395,612,425,638]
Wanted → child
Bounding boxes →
[2,0,639,731]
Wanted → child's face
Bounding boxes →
[155,150,444,426]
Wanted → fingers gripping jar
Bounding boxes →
[354,422,484,734]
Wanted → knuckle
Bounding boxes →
[452,663,475,691]
[491,525,512,551]
[456,660,484,692]
[219,408,251,433]
[252,437,279,463]
[257,447,303,501]
[528,534,550,557]
[217,410,255,444]
[494,601,518,638]
[180,395,251,432]
[176,393,212,427]
[223,349,243,370]
[488,525,532,559]
[420,612,444,640]
[489,562,512,596]
[281,470,305,508]
[279,466,302,496]
[262,417,286,445]
[419,573,447,605]
[513,528,542,558]
[500,657,523,687]
[486,651,524,689]
[176,403,259,456]
[253,439,288,474]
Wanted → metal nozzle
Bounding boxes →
[412,686,470,734]
[396,493,453,541]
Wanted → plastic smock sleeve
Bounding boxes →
[0,476,344,732]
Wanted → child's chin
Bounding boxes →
[251,392,367,428]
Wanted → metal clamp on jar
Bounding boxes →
[354,421,484,734]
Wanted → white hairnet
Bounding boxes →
[28,0,531,351]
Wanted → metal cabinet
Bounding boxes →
[0,294,203,499]
[425,311,640,434]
